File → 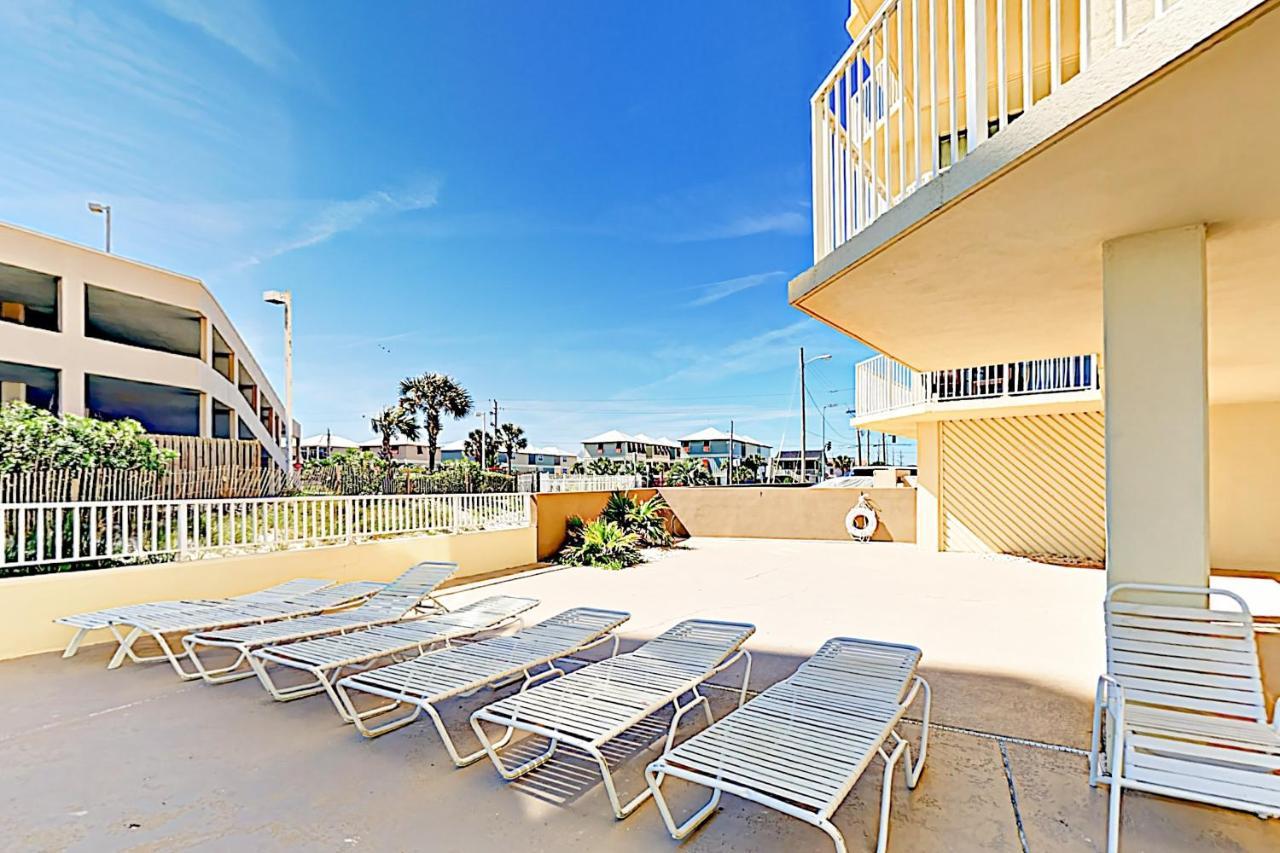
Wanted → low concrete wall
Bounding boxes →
[532,489,657,561]
[658,487,916,543]
[0,526,537,661]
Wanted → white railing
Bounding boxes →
[540,474,642,494]
[855,353,1098,418]
[813,0,1181,261]
[0,492,532,572]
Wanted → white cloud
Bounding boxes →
[235,180,441,269]
[148,0,295,72]
[688,270,787,306]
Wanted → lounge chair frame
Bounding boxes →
[1089,582,1280,852]
[247,595,539,716]
[333,607,631,766]
[180,562,459,685]
[92,581,387,679]
[643,637,930,853]
[469,619,755,820]
[56,578,337,658]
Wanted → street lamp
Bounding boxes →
[262,290,293,465]
[799,349,831,483]
[87,202,111,253]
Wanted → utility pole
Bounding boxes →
[799,348,806,484]
[478,410,487,468]
[728,419,734,485]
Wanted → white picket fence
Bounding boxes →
[539,474,643,494]
[0,492,531,571]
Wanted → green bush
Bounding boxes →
[558,519,642,571]
[0,402,176,473]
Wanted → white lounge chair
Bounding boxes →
[180,561,460,684]
[643,637,929,853]
[469,618,756,820]
[64,580,388,676]
[1090,583,1280,852]
[248,595,540,715]
[56,577,338,658]
[333,607,631,765]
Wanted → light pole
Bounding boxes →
[799,348,831,483]
[87,202,111,252]
[262,290,293,465]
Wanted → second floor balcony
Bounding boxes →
[811,0,1200,262]
[854,352,1100,425]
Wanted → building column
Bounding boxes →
[198,392,213,438]
[1102,225,1209,594]
[914,422,942,551]
[59,278,86,416]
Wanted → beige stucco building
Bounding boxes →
[0,222,292,469]
[792,0,1280,581]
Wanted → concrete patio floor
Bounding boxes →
[2,538,1277,852]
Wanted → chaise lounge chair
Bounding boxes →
[469,618,756,820]
[333,607,632,765]
[644,637,930,853]
[1090,583,1280,852]
[248,594,540,715]
[60,579,389,674]
[179,561,460,684]
[56,578,340,658]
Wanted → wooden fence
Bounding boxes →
[0,467,298,503]
[150,435,262,470]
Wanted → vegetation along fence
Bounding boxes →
[539,474,643,493]
[0,492,531,573]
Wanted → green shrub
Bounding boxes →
[558,519,642,571]
[625,494,672,546]
[0,402,176,473]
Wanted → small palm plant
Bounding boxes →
[558,519,641,571]
[625,494,671,546]
[495,422,528,476]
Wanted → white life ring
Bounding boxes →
[845,500,878,541]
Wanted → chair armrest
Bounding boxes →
[1096,674,1126,719]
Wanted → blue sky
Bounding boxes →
[0,0,915,463]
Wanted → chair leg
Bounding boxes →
[645,765,722,840]
[587,743,653,819]
[1089,682,1106,787]
[900,677,931,789]
[471,714,559,780]
[871,738,907,853]
[425,702,506,767]
[62,627,89,658]
[1106,731,1125,853]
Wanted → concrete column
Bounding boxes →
[914,422,942,551]
[1102,225,1209,593]
[198,392,213,438]
[59,278,86,416]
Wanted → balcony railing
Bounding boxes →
[812,0,1180,262]
[854,353,1099,419]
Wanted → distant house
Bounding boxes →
[772,449,828,483]
[581,430,680,464]
[678,428,771,480]
[439,439,576,473]
[298,433,359,462]
[359,438,434,465]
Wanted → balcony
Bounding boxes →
[793,0,1277,375]
[812,0,1187,262]
[855,352,1100,427]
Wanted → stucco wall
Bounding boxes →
[1210,401,1280,572]
[0,526,536,661]
[532,490,658,561]
[656,487,915,543]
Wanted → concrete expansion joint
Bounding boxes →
[999,739,1033,853]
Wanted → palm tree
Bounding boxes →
[398,373,473,472]
[369,404,418,460]
[464,428,490,465]
[494,422,527,476]
[832,454,853,475]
